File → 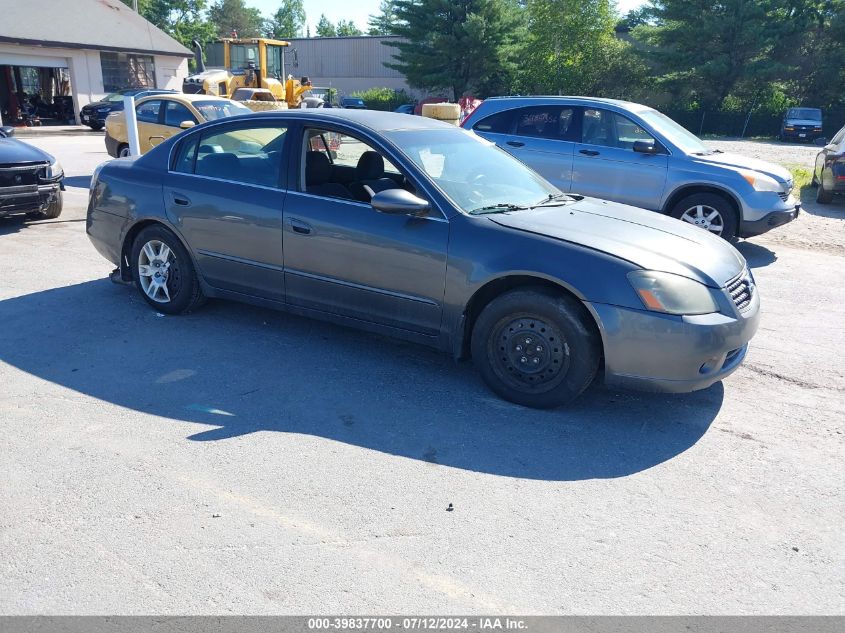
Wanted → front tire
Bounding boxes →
[816,176,833,204]
[29,190,63,219]
[669,192,737,240]
[90,122,104,131]
[130,225,205,314]
[470,288,601,409]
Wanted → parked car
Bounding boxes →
[104,94,252,157]
[812,124,845,204]
[394,104,416,115]
[0,126,63,219]
[80,88,178,131]
[780,107,823,142]
[87,110,759,408]
[462,96,799,240]
[231,88,288,112]
[340,97,366,109]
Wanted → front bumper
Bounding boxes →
[587,289,760,394]
[80,110,109,126]
[0,182,61,217]
[740,205,800,238]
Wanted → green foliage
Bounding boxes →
[350,87,412,111]
[386,0,524,100]
[265,1,306,39]
[335,19,364,36]
[208,0,264,38]
[368,0,399,35]
[315,14,336,37]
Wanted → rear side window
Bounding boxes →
[473,109,514,134]
[176,125,288,188]
[514,106,575,140]
[135,100,161,124]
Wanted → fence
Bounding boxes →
[662,107,845,139]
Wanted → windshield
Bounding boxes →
[387,129,558,214]
[787,108,822,121]
[230,44,259,70]
[193,100,252,121]
[104,91,133,102]
[636,108,710,155]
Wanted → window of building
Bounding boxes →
[100,52,156,92]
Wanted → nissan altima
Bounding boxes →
[86,110,760,408]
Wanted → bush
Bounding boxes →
[350,87,412,111]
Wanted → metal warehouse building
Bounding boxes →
[0,0,191,125]
[284,36,418,98]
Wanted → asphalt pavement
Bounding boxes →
[0,135,843,614]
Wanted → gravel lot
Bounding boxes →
[0,135,843,614]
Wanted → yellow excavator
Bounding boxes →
[182,38,314,109]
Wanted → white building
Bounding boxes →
[0,0,191,124]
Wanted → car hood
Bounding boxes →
[785,118,822,126]
[489,197,745,287]
[0,137,54,165]
[693,152,792,184]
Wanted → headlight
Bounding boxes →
[46,160,63,179]
[740,170,782,192]
[628,270,719,315]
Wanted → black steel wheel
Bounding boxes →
[471,288,601,408]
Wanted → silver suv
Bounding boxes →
[462,97,800,239]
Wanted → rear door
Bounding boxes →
[164,122,289,301]
[571,107,668,210]
[472,105,576,191]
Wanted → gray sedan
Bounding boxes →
[87,110,759,408]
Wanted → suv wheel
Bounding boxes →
[817,177,834,204]
[670,193,737,240]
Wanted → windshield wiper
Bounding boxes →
[469,203,531,215]
[532,193,580,208]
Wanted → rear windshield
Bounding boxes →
[787,108,822,120]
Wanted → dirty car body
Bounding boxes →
[87,110,760,407]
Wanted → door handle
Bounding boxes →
[506,141,525,148]
[171,192,191,206]
[288,218,312,235]
[579,149,600,156]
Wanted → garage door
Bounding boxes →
[0,51,68,68]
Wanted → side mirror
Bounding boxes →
[0,125,14,138]
[371,189,430,216]
[814,137,828,146]
[633,139,659,154]
[180,120,196,129]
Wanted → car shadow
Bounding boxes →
[735,241,777,268]
[0,215,26,236]
[63,175,92,189]
[800,185,845,218]
[0,280,724,481]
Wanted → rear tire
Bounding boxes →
[669,192,738,240]
[816,177,833,204]
[470,288,601,409]
[117,144,131,158]
[130,225,205,314]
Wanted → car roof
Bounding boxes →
[232,108,458,133]
[482,95,651,111]
[135,93,235,105]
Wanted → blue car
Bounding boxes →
[80,88,178,130]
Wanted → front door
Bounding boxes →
[282,126,449,336]
[134,99,167,154]
[571,107,668,210]
[164,122,290,301]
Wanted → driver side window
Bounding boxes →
[302,128,411,202]
[582,108,655,150]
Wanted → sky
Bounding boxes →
[248,0,648,35]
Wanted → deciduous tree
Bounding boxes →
[208,0,265,38]
[266,1,306,39]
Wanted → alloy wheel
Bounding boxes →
[679,204,725,235]
[137,240,178,303]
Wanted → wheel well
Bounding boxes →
[459,275,603,361]
[663,185,741,221]
[119,219,169,281]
